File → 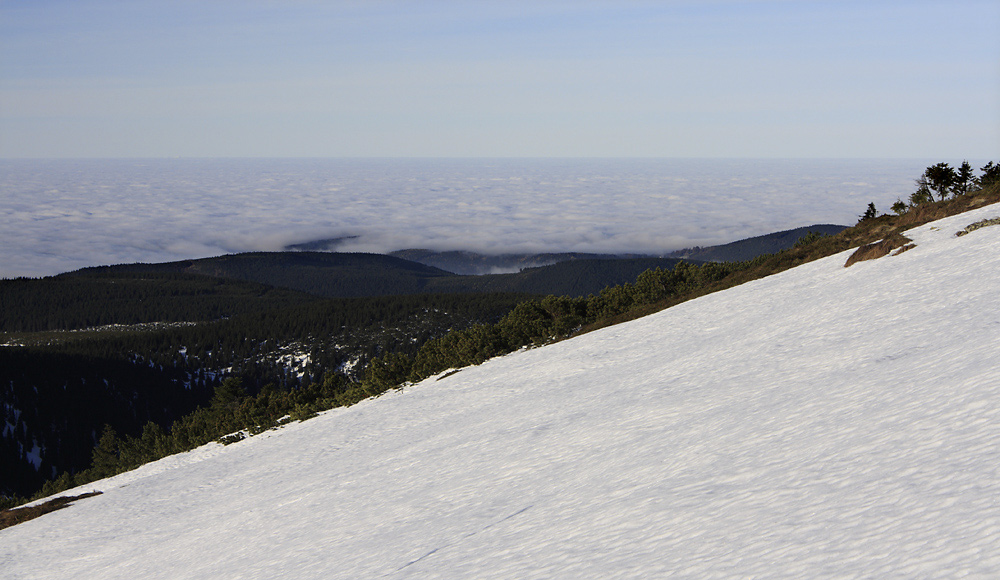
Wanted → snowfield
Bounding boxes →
[3,206,1000,579]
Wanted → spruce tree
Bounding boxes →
[923,163,957,201]
[955,160,974,195]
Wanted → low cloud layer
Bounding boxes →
[1,158,937,278]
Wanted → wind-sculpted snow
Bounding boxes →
[0,158,931,278]
[3,205,1000,579]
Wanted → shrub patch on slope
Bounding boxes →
[844,233,915,267]
[0,492,102,531]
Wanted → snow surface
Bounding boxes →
[3,206,1000,579]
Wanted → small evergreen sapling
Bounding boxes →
[858,202,877,223]
[980,162,1000,188]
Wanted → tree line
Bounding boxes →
[0,272,317,333]
[13,257,763,507]
[1,291,529,503]
[889,160,999,214]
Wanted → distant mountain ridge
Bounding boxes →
[72,252,454,298]
[387,249,655,275]
[61,252,692,300]
[8,224,848,321]
[667,223,848,262]
[385,223,847,273]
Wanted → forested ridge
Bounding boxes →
[3,252,691,501]
[2,253,818,504]
[426,257,690,296]
[667,224,848,262]
[0,272,318,333]
[73,252,455,298]
[1,291,529,500]
[1,349,202,500]
[388,249,662,275]
[46,252,693,301]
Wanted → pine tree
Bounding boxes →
[955,160,974,195]
[910,178,935,206]
[90,425,121,479]
[980,161,1000,188]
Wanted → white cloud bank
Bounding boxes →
[0,158,945,278]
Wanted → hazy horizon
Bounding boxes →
[1,157,958,279]
[4,2,995,277]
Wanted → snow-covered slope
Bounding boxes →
[4,206,1000,579]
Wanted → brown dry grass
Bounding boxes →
[844,232,914,267]
[581,183,1000,332]
[844,183,1000,266]
[0,491,102,531]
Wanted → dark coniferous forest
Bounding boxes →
[1,287,528,499]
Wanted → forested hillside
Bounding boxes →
[667,223,847,262]
[426,257,689,296]
[69,252,455,298]
[388,249,655,275]
[1,291,527,499]
[57,252,694,299]
[1,349,202,498]
[0,272,318,332]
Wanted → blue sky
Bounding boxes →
[1,0,997,158]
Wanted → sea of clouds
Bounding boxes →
[0,158,941,278]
